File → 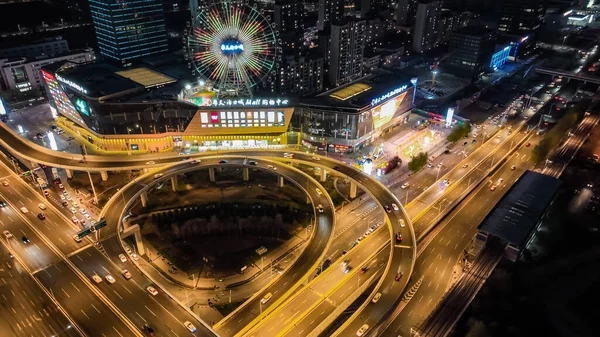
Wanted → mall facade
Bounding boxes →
[41,61,414,153]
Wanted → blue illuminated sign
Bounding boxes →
[221,41,244,54]
[75,98,89,116]
[490,45,511,70]
[371,85,409,106]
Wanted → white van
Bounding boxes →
[261,293,273,304]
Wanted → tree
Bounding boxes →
[408,152,429,172]
[447,122,472,143]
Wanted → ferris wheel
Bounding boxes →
[186,1,278,97]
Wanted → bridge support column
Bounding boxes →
[140,191,148,207]
[349,182,357,199]
[171,175,178,191]
[65,169,73,179]
[122,224,145,256]
[306,194,311,204]
[278,175,284,188]
[320,169,327,182]
[243,167,249,181]
[208,167,216,182]
[100,171,108,181]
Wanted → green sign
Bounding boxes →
[77,228,93,239]
[94,218,107,230]
[77,218,107,239]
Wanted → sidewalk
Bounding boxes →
[138,233,308,291]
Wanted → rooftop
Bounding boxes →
[53,62,142,99]
[115,67,176,88]
[478,171,562,248]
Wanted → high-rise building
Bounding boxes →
[275,0,306,53]
[412,0,442,53]
[498,0,546,57]
[318,0,345,30]
[329,18,366,86]
[88,0,169,65]
[277,53,324,96]
[445,26,496,80]
[394,0,417,26]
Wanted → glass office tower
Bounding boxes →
[88,0,169,65]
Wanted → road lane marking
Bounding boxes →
[71,282,80,292]
[81,309,90,319]
[112,290,123,300]
[135,311,147,322]
[145,305,156,316]
[61,288,70,298]
[91,303,101,313]
[112,326,125,337]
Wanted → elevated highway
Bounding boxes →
[535,67,600,84]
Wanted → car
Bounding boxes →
[395,272,403,281]
[317,204,324,213]
[60,195,66,201]
[146,285,159,296]
[401,183,409,189]
[72,234,82,243]
[333,166,341,171]
[498,178,504,183]
[342,259,350,267]
[190,159,201,164]
[145,161,156,165]
[62,190,68,195]
[315,188,323,196]
[122,270,132,280]
[399,219,406,228]
[71,216,79,223]
[80,208,87,214]
[66,195,72,201]
[511,165,516,170]
[43,190,49,196]
[58,183,64,189]
[0,200,6,207]
[1,180,9,186]
[372,292,382,303]
[37,213,46,220]
[84,213,91,219]
[462,164,468,168]
[143,324,155,336]
[72,202,78,208]
[92,275,102,284]
[184,321,197,332]
[443,179,451,185]
[525,143,531,147]
[587,182,593,188]
[62,201,68,207]
[490,185,497,191]
[70,207,77,214]
[392,203,399,211]
[356,324,369,336]
[119,254,127,262]
[426,163,433,168]
[283,152,294,158]
[311,156,320,161]
[261,292,272,304]
[472,139,476,143]
[344,266,352,274]
[267,165,277,171]
[153,173,163,179]
[105,275,116,284]
[3,230,13,239]
[218,160,228,164]
[384,205,392,213]
[20,207,28,214]
[437,163,443,168]
[395,232,403,243]
[22,236,30,244]
[38,203,47,210]
[359,267,368,274]
[130,253,140,261]
[463,141,468,146]
[248,160,257,165]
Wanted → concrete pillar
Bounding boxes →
[100,171,108,181]
[243,167,249,181]
[350,182,357,199]
[171,175,178,191]
[65,168,73,179]
[140,191,148,207]
[306,195,311,204]
[278,176,284,188]
[123,224,146,256]
[208,167,216,182]
[320,169,327,182]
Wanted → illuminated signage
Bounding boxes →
[221,41,244,54]
[520,36,529,43]
[445,108,454,127]
[0,98,6,115]
[56,74,88,94]
[75,98,89,116]
[371,85,409,106]
[205,98,289,107]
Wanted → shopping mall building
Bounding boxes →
[41,61,414,154]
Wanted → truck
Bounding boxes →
[379,156,402,175]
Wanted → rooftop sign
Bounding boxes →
[203,98,289,107]
[370,85,408,106]
[56,74,88,94]
[221,41,244,54]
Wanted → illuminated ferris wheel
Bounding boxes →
[186,1,278,97]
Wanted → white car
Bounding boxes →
[58,183,64,189]
[184,321,197,333]
[70,207,77,214]
[20,207,28,214]
[84,213,91,219]
[399,219,406,228]
[92,275,102,284]
[72,234,82,243]
[72,216,79,224]
[147,286,159,296]
[372,293,382,303]
[38,203,47,210]
[153,173,163,179]
[105,275,116,284]
[72,202,78,208]
[391,203,399,211]
[3,230,13,239]
[80,208,87,214]
[315,188,323,196]
[356,324,369,336]
[401,183,409,189]
[317,204,324,213]
[146,161,156,165]
[130,253,140,261]
[311,156,320,161]
[60,195,66,201]
[267,165,277,171]
[66,195,72,201]
[119,254,127,263]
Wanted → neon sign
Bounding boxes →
[221,41,244,54]
[56,75,88,94]
[445,108,454,126]
[371,85,409,106]
[75,98,89,116]
[190,98,289,107]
